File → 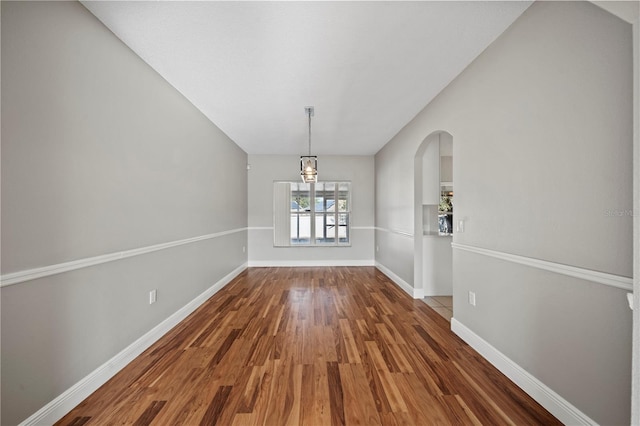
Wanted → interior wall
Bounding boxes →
[247,155,374,265]
[375,1,632,424]
[588,3,640,422]
[633,12,640,426]
[0,2,248,424]
[376,149,415,287]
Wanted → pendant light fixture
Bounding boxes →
[300,106,318,183]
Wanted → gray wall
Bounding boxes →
[248,155,374,265]
[375,2,633,424]
[1,2,247,424]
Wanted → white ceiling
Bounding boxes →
[81,1,532,156]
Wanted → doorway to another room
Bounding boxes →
[414,131,454,322]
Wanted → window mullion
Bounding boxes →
[334,186,339,246]
[323,192,327,242]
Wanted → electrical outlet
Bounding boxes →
[376,245,380,252]
[468,291,476,306]
[149,289,157,305]
[242,246,246,253]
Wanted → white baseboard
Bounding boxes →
[450,318,596,425]
[20,263,248,426]
[375,262,424,299]
[248,259,375,267]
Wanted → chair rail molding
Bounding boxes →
[1,228,247,287]
[374,227,414,238]
[452,243,632,291]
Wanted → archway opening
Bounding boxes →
[414,131,454,320]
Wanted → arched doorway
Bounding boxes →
[414,131,454,315]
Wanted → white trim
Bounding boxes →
[591,1,639,24]
[19,262,247,426]
[248,260,375,267]
[632,8,640,425]
[452,243,633,291]
[451,318,597,426]
[374,227,414,238]
[1,228,247,288]
[248,226,375,231]
[375,261,424,299]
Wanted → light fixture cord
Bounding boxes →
[308,109,312,156]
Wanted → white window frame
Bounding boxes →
[273,181,351,247]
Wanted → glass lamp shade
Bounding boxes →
[300,156,318,183]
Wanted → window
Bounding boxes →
[274,181,351,247]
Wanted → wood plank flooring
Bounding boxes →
[56,267,560,425]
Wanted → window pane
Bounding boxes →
[338,213,349,243]
[291,182,310,245]
[338,183,349,212]
[291,182,310,212]
[315,182,335,212]
[291,213,311,245]
[316,213,336,244]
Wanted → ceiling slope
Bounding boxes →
[81,1,532,155]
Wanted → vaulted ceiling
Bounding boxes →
[81,1,533,155]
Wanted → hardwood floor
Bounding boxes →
[56,267,560,425]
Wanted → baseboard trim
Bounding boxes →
[375,262,424,299]
[248,260,375,267]
[450,318,596,425]
[19,262,247,426]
